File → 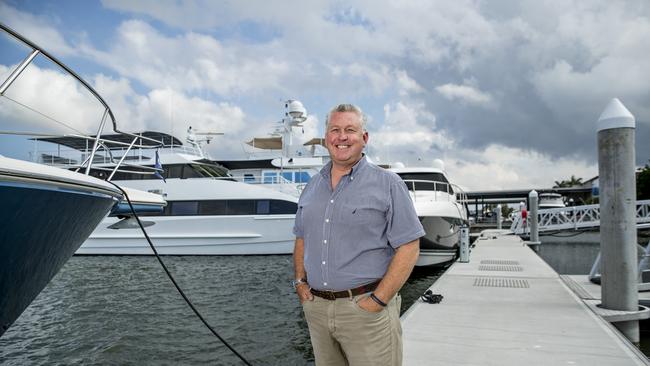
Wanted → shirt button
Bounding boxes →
[325,219,329,223]
[323,240,327,244]
[351,176,354,180]
[330,199,334,203]
[322,261,326,264]
[324,282,327,286]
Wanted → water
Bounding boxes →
[536,240,600,275]
[535,239,650,357]
[0,256,442,365]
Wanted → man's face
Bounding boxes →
[325,111,368,168]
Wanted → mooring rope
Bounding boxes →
[107,181,253,366]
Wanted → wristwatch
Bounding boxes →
[292,278,308,290]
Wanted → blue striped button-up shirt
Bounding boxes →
[293,157,425,291]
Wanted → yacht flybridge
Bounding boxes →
[32,131,300,255]
[218,100,329,197]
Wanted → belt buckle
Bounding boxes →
[323,291,336,300]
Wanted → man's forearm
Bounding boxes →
[293,237,306,279]
[373,239,420,302]
[293,237,313,302]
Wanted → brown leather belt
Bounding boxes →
[310,280,381,300]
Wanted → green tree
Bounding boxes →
[501,205,514,219]
[638,164,650,200]
[553,175,583,188]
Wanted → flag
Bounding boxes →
[154,150,166,182]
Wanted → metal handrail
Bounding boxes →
[510,200,650,234]
[0,22,163,175]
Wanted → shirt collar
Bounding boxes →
[320,154,367,179]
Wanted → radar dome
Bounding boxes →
[432,159,445,171]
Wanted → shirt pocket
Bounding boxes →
[335,196,385,227]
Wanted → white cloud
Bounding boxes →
[0,64,105,134]
[369,101,452,165]
[445,145,597,191]
[80,20,292,96]
[0,3,75,56]
[395,70,424,96]
[436,83,494,107]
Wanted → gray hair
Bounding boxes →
[325,103,367,132]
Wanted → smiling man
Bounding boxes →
[293,103,424,365]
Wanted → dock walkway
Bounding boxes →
[401,231,650,365]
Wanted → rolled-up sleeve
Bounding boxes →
[293,200,304,238]
[386,180,425,248]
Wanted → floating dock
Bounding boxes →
[402,231,650,365]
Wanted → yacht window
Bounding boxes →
[263,172,278,184]
[199,200,227,215]
[202,164,230,178]
[397,173,452,194]
[165,165,183,179]
[228,200,256,215]
[150,199,297,216]
[270,200,298,214]
[256,200,271,214]
[282,171,293,182]
[296,172,311,183]
[182,165,204,179]
[170,201,199,215]
[244,174,256,183]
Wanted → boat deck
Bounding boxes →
[401,230,650,365]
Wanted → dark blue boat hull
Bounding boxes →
[0,181,117,336]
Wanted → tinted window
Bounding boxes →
[244,174,255,183]
[154,199,295,216]
[199,200,227,215]
[270,200,298,214]
[170,201,198,215]
[165,165,183,179]
[182,165,204,179]
[227,200,256,215]
[256,200,270,214]
[397,173,452,193]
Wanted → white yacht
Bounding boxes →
[34,131,300,255]
[390,161,469,266]
[538,192,566,209]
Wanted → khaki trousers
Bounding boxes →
[302,293,402,366]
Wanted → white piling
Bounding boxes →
[529,190,539,244]
[597,98,639,344]
[496,204,502,230]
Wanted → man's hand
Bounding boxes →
[296,283,313,304]
[357,295,384,313]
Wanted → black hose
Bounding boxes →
[108,182,253,366]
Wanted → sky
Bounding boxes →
[0,0,649,190]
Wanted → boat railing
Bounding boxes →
[166,145,204,157]
[0,22,163,179]
[214,173,294,185]
[452,183,468,205]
